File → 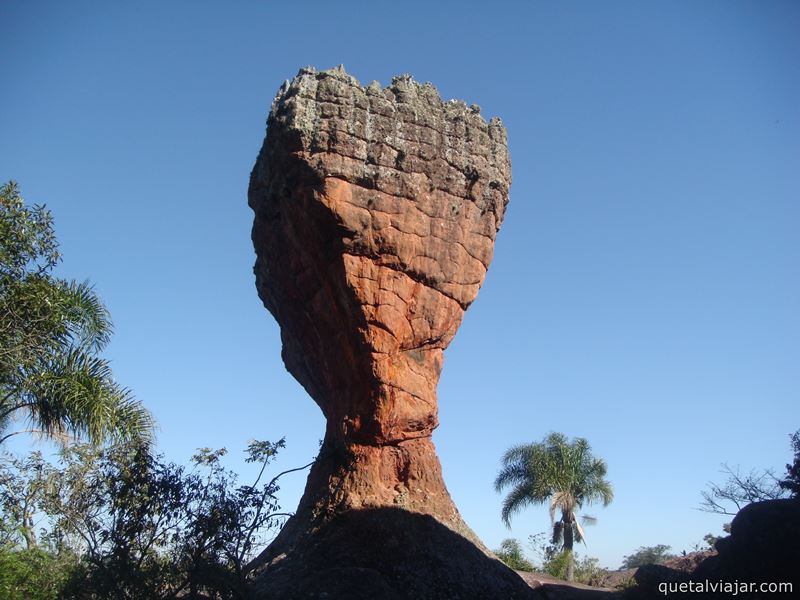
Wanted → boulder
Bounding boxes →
[694,498,800,588]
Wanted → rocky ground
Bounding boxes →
[516,571,622,599]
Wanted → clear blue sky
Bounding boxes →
[2,1,798,569]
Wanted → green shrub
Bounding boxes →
[494,538,535,571]
[620,544,676,568]
[0,546,79,600]
[542,550,609,585]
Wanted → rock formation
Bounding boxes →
[632,499,800,598]
[249,66,532,598]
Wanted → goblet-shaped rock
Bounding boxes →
[249,66,526,599]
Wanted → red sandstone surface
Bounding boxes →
[248,66,530,598]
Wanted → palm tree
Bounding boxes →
[1,181,153,446]
[494,432,613,581]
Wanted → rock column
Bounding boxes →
[249,66,526,598]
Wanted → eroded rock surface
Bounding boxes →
[248,66,521,598]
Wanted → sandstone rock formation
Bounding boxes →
[249,66,529,598]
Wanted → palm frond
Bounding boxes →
[56,279,113,351]
[500,482,538,528]
[21,348,153,445]
[494,460,531,492]
[574,519,586,545]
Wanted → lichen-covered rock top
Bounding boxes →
[251,65,511,309]
[268,65,510,200]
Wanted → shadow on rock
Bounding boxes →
[516,572,622,600]
[252,507,541,600]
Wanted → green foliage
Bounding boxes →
[779,429,800,498]
[542,551,608,584]
[615,575,639,591]
[50,444,192,598]
[703,532,723,548]
[51,440,296,598]
[494,538,535,571]
[0,546,80,600]
[620,544,676,569]
[495,432,613,581]
[0,180,153,446]
[0,451,54,549]
[528,532,609,585]
[0,439,305,599]
[542,550,605,584]
[567,555,608,585]
[0,181,60,279]
[544,549,571,579]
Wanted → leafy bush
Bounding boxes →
[494,538,535,571]
[541,551,608,585]
[573,555,609,586]
[527,532,609,585]
[0,546,79,600]
[620,544,676,569]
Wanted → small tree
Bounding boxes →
[494,538,534,571]
[698,432,800,516]
[699,463,785,516]
[0,451,55,549]
[620,544,676,569]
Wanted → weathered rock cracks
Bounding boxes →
[249,66,531,598]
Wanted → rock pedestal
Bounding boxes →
[249,66,532,598]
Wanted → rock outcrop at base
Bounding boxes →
[693,499,800,593]
[248,66,527,598]
[633,499,800,599]
[252,508,538,600]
